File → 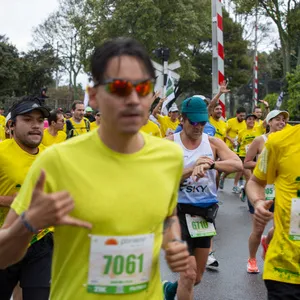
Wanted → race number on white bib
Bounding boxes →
[265,184,275,200]
[87,234,154,294]
[185,214,216,238]
[289,198,300,241]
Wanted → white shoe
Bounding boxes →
[206,252,219,268]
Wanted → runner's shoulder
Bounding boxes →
[145,132,183,158]
[268,124,299,147]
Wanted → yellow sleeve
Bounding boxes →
[167,147,184,216]
[154,124,162,138]
[11,147,59,216]
[156,114,166,126]
[253,139,277,184]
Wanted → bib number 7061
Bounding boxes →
[103,254,144,275]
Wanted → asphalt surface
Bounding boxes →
[160,179,270,300]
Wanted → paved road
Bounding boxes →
[160,179,270,300]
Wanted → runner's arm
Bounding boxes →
[246,175,266,208]
[0,195,15,207]
[0,209,34,268]
[210,137,243,173]
[152,97,165,118]
[244,138,260,170]
[208,80,230,116]
[161,208,182,250]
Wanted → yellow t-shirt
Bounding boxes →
[90,121,98,131]
[156,115,179,137]
[42,128,67,147]
[209,116,227,141]
[226,117,246,150]
[0,125,5,142]
[141,120,162,137]
[254,119,266,135]
[0,115,5,127]
[11,130,183,300]
[238,128,260,157]
[64,117,90,137]
[254,125,300,284]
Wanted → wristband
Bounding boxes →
[209,162,215,170]
[20,212,39,234]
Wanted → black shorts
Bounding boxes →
[248,199,275,214]
[265,280,300,300]
[177,204,214,255]
[0,233,53,300]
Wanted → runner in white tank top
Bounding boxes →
[163,96,243,300]
[244,110,288,274]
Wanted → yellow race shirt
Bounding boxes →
[11,130,183,300]
[141,120,162,137]
[42,128,67,147]
[90,121,98,131]
[156,115,179,137]
[254,119,266,135]
[0,115,5,127]
[209,116,227,141]
[64,117,90,137]
[226,117,246,150]
[254,125,300,284]
[238,128,260,157]
[0,139,52,244]
[0,125,5,142]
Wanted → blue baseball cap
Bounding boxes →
[181,96,209,122]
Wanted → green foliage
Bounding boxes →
[287,66,300,120]
[263,93,279,110]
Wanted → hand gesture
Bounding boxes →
[254,200,274,227]
[196,156,214,167]
[259,100,269,107]
[165,240,189,272]
[26,171,92,230]
[219,80,230,94]
[152,90,161,102]
[192,163,211,181]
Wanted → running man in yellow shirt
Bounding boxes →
[219,107,246,190]
[42,109,66,147]
[247,124,300,299]
[0,38,189,300]
[0,97,53,300]
[152,100,180,137]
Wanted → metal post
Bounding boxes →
[55,41,59,90]
[162,48,170,98]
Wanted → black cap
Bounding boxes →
[245,114,257,120]
[11,98,50,119]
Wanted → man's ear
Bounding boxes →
[88,87,98,111]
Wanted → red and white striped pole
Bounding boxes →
[212,0,225,118]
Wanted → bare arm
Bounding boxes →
[152,97,165,118]
[161,208,182,250]
[0,209,33,269]
[210,137,243,173]
[208,80,230,116]
[244,137,261,170]
[246,175,266,207]
[0,195,15,207]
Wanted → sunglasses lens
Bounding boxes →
[107,80,132,97]
[189,120,206,126]
[135,80,154,97]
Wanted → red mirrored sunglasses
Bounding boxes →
[94,78,155,97]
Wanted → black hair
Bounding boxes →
[91,37,155,84]
[236,107,246,114]
[48,109,63,125]
[71,100,84,111]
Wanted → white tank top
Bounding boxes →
[174,133,218,207]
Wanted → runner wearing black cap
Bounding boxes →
[0,96,52,300]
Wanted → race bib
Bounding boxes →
[289,198,300,241]
[265,184,275,200]
[185,214,216,238]
[87,234,154,294]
